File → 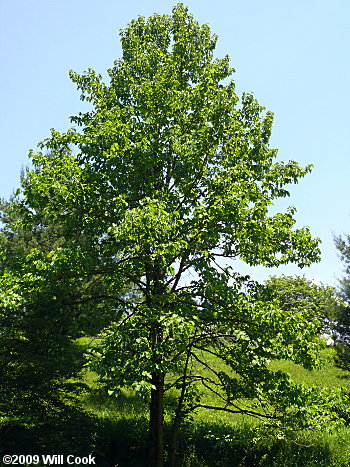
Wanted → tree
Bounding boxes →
[0,196,83,422]
[265,275,342,337]
[333,234,350,369]
[0,194,125,423]
[9,4,346,465]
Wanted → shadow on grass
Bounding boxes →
[0,408,148,467]
[173,421,339,467]
[1,404,347,467]
[82,386,148,418]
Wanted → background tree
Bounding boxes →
[9,4,347,466]
[0,195,88,422]
[0,193,129,424]
[265,275,342,337]
[333,234,350,370]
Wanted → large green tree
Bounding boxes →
[6,4,346,465]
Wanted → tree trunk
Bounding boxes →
[168,414,181,467]
[168,351,190,467]
[147,261,165,466]
[149,371,165,467]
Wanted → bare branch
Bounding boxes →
[189,404,280,421]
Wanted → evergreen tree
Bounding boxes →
[334,234,350,369]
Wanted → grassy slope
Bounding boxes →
[2,338,350,466]
[76,344,350,466]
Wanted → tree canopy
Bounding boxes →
[2,4,347,466]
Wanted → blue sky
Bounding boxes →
[1,0,349,286]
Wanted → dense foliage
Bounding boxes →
[265,275,343,336]
[0,197,84,421]
[334,235,350,369]
[0,195,123,422]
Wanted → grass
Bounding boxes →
[269,346,350,389]
[72,345,350,465]
[2,343,350,466]
[164,345,350,426]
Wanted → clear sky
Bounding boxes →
[1,0,349,286]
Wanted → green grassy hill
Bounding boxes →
[74,344,350,466]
